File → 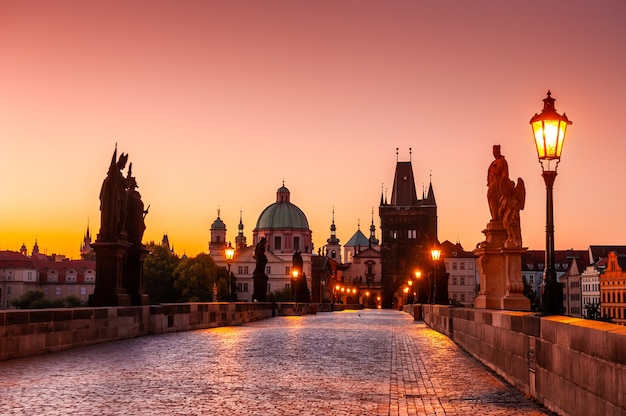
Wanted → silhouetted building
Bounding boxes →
[379,151,442,308]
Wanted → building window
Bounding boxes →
[274,236,282,250]
[68,287,73,294]
[461,294,466,302]
[452,263,457,270]
[285,283,290,289]
[7,286,11,295]
[452,277,457,285]
[7,272,11,280]
[286,267,291,275]
[80,287,86,295]
[27,271,34,281]
[266,266,271,275]
[294,237,300,251]
[460,263,465,270]
[408,230,416,239]
[55,287,61,295]
[468,263,474,270]
[460,277,465,285]
[331,250,336,259]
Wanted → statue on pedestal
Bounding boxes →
[474,145,529,311]
[99,148,128,241]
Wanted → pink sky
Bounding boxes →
[1,1,625,259]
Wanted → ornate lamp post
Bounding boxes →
[530,90,572,315]
[407,278,413,304]
[292,269,299,301]
[431,248,441,304]
[414,271,421,303]
[225,242,235,302]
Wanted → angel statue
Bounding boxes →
[499,177,525,248]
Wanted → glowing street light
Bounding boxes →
[431,248,441,304]
[292,269,299,302]
[530,91,571,315]
[225,242,235,301]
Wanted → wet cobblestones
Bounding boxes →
[0,309,553,415]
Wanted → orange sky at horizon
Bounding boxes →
[1,1,626,259]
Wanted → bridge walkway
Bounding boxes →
[0,309,554,415]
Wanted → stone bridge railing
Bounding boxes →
[411,304,625,416]
[0,302,326,362]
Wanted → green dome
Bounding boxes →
[255,202,309,230]
[255,184,310,230]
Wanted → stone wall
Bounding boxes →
[0,302,319,361]
[418,304,626,416]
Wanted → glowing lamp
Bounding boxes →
[225,242,235,262]
[530,90,572,172]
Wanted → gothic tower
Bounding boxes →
[379,148,443,308]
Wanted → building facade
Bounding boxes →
[600,251,626,325]
[441,241,478,307]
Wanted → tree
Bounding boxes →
[267,287,291,302]
[173,253,218,302]
[143,243,181,303]
[584,301,601,320]
[522,276,541,312]
[11,290,83,309]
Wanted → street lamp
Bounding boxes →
[292,269,299,302]
[530,90,571,315]
[225,242,235,302]
[431,248,441,304]
[414,271,421,303]
[407,279,413,304]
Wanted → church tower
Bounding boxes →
[80,222,93,259]
[209,209,227,257]
[379,148,441,307]
[235,210,247,250]
[369,208,380,249]
[325,208,341,263]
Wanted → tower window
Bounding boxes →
[294,237,300,251]
[274,236,282,250]
[331,250,336,259]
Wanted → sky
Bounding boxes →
[1,1,626,259]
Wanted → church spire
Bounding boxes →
[369,208,379,247]
[327,206,340,245]
[235,210,247,249]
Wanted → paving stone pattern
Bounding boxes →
[0,309,554,415]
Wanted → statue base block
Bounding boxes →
[474,220,530,312]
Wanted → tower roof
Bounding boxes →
[390,161,419,206]
[345,229,369,247]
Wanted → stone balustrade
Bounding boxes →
[414,304,626,416]
[0,302,322,362]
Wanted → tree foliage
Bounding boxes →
[10,290,83,309]
[522,276,541,312]
[173,253,218,302]
[143,243,181,303]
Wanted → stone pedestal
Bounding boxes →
[125,246,150,306]
[252,274,268,302]
[89,240,132,307]
[474,220,530,311]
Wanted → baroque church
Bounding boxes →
[207,150,444,308]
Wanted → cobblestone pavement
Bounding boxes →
[0,309,554,415]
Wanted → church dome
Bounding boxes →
[211,214,226,230]
[255,185,310,230]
